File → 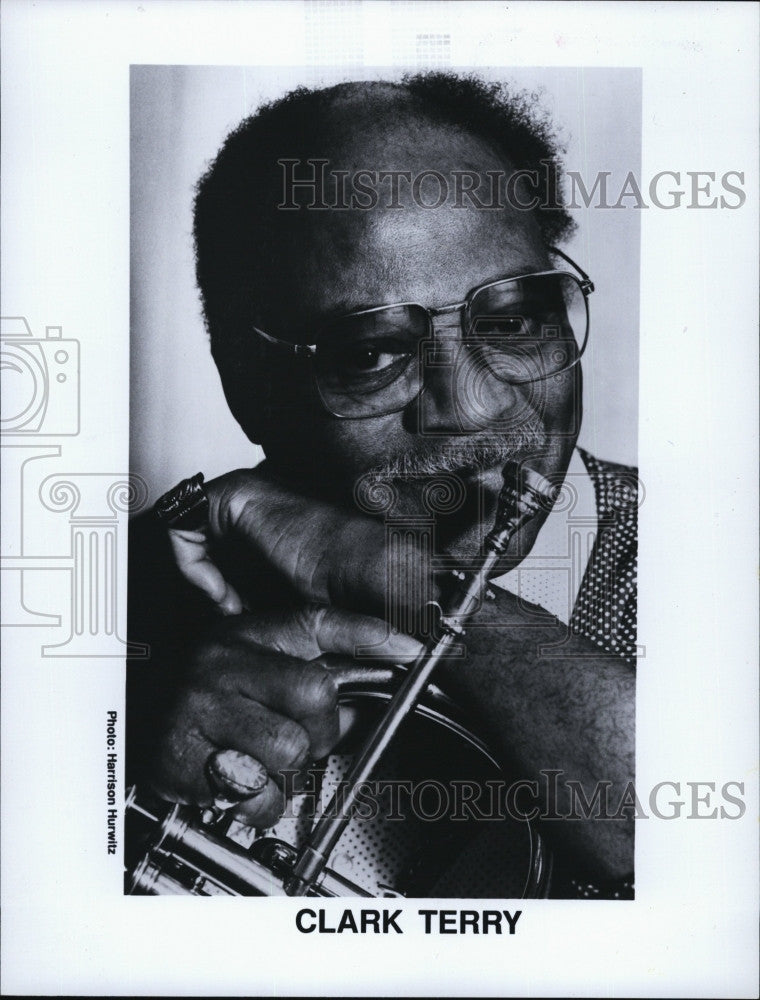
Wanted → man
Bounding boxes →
[127,73,637,898]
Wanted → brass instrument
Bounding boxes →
[126,462,557,898]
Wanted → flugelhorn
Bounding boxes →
[126,461,557,898]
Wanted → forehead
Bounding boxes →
[256,116,550,330]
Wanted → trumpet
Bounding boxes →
[126,461,557,898]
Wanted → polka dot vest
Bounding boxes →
[570,449,639,665]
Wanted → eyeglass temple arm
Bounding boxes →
[550,245,595,295]
[251,325,317,356]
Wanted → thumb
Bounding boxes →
[167,527,243,615]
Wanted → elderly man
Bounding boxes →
[126,73,637,899]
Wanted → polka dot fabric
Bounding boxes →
[570,449,639,665]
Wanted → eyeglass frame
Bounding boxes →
[250,246,594,420]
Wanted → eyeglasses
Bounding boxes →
[251,247,593,419]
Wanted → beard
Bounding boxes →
[354,411,550,553]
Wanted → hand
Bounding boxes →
[167,466,434,619]
[149,603,422,827]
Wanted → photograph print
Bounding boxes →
[125,65,641,901]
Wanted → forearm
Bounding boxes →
[436,589,635,878]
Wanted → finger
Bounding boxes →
[207,692,322,777]
[154,692,309,794]
[152,700,310,829]
[202,776,286,830]
[202,750,286,829]
[206,470,438,616]
[151,713,217,805]
[207,702,325,828]
[168,528,243,615]
[238,605,423,663]
[199,648,339,756]
[228,779,287,829]
[311,605,424,662]
[208,652,341,760]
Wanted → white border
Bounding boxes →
[2,2,758,996]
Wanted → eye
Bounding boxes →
[342,343,404,373]
[325,334,413,374]
[316,335,415,398]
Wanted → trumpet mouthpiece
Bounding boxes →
[498,461,558,522]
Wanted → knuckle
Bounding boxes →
[171,687,216,723]
[290,661,338,719]
[213,470,256,528]
[275,604,323,659]
[308,666,339,718]
[271,718,310,771]
[185,636,232,684]
[308,603,341,652]
[186,628,270,693]
[302,601,328,640]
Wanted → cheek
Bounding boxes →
[522,368,581,434]
[257,370,404,489]
[319,413,404,476]
[525,370,582,483]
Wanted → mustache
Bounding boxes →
[362,418,548,482]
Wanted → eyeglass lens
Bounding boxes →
[313,273,587,418]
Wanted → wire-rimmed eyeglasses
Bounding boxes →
[251,246,593,419]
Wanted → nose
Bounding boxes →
[409,311,520,436]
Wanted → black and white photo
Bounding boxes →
[1,3,757,995]
[125,67,641,900]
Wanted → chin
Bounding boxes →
[436,521,486,560]
[425,477,502,558]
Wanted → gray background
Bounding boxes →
[131,65,641,500]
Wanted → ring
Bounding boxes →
[202,753,253,826]
[205,749,269,801]
[201,797,240,825]
[154,472,209,530]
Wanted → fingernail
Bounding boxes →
[208,749,268,797]
[219,595,243,616]
[218,586,243,616]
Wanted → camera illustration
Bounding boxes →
[0,317,80,435]
[415,335,582,440]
